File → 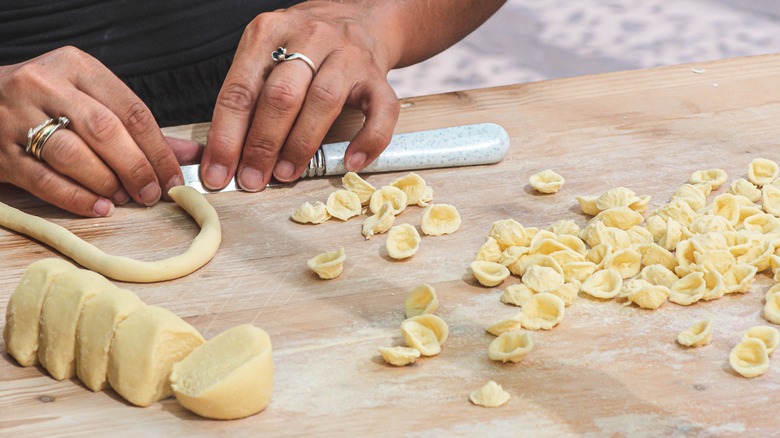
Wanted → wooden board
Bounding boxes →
[3,54,780,436]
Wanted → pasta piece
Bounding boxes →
[500,284,535,307]
[628,195,652,214]
[547,219,580,236]
[547,281,580,306]
[529,169,565,194]
[307,248,346,280]
[656,199,697,227]
[290,201,331,224]
[511,254,563,278]
[385,224,421,260]
[581,269,623,299]
[361,201,395,239]
[693,249,734,275]
[585,243,612,266]
[326,189,361,221]
[743,326,779,355]
[377,346,420,367]
[522,265,564,293]
[488,331,533,363]
[521,293,564,330]
[636,243,678,271]
[688,168,727,189]
[619,279,669,310]
[700,269,726,301]
[706,194,741,226]
[471,261,511,287]
[475,237,502,263]
[593,207,644,230]
[420,204,461,236]
[669,272,706,305]
[418,185,434,207]
[596,187,637,211]
[485,313,523,336]
[764,283,780,302]
[342,172,376,205]
[369,186,408,215]
[602,247,642,279]
[671,184,708,211]
[390,172,427,206]
[722,264,758,294]
[404,284,438,318]
[626,225,655,246]
[761,184,780,217]
[557,234,588,255]
[562,261,598,283]
[488,219,528,249]
[747,158,779,187]
[729,338,770,378]
[401,314,448,356]
[639,265,679,289]
[469,381,510,408]
[676,320,712,347]
[529,238,570,256]
[576,195,601,216]
[765,292,780,325]
[729,178,761,203]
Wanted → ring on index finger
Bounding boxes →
[272,47,317,75]
[26,116,70,161]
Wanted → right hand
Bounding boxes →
[0,46,187,217]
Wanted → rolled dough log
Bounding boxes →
[38,269,117,380]
[108,305,204,407]
[0,186,221,283]
[76,287,145,392]
[3,258,76,366]
[170,324,273,420]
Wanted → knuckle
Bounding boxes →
[123,157,153,183]
[217,82,257,113]
[50,136,85,168]
[307,81,342,109]
[262,80,301,112]
[83,110,122,144]
[364,127,393,149]
[122,101,155,134]
[8,62,49,90]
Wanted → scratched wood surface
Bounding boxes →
[2,55,780,437]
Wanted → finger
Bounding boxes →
[9,147,114,217]
[273,58,348,182]
[202,13,282,190]
[38,129,128,204]
[344,80,400,172]
[238,56,316,191]
[166,137,203,165]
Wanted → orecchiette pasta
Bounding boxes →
[401,314,449,356]
[747,157,779,187]
[765,292,780,325]
[307,247,346,280]
[743,326,779,355]
[361,201,395,239]
[404,284,438,318]
[485,313,523,336]
[529,169,565,194]
[469,381,510,408]
[475,237,503,263]
[619,279,669,310]
[500,283,536,307]
[386,224,421,260]
[522,265,564,293]
[547,219,580,236]
[761,184,780,217]
[547,281,580,306]
[377,346,420,367]
[390,172,427,206]
[420,204,461,236]
[471,261,511,287]
[639,264,679,289]
[521,292,565,330]
[676,320,712,347]
[290,201,331,224]
[342,172,376,205]
[729,338,770,378]
[488,331,533,363]
[729,178,761,203]
[488,219,528,249]
[581,268,623,299]
[688,168,727,189]
[326,189,362,221]
[369,185,408,215]
[602,247,642,279]
[669,272,706,305]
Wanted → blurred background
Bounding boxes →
[388,0,780,97]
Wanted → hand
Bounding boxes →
[0,46,185,216]
[200,1,401,191]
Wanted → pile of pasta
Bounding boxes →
[471,157,780,378]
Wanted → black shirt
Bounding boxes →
[0,0,304,126]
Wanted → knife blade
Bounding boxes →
[181,122,510,194]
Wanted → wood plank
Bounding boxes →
[2,54,780,436]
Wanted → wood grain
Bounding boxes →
[3,55,780,436]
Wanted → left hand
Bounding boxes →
[200,1,401,191]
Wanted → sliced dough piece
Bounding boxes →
[390,172,427,206]
[170,324,272,420]
[471,261,511,287]
[404,284,438,318]
[743,326,779,355]
[469,381,510,408]
[747,158,779,187]
[521,292,564,330]
[488,331,533,363]
[420,204,461,236]
[377,346,420,367]
[485,313,523,336]
[0,186,221,283]
[76,288,145,392]
[361,201,395,239]
[38,269,117,380]
[326,189,361,221]
[386,224,421,260]
[400,314,448,356]
[369,185,407,215]
[108,305,204,407]
[3,258,76,366]
[729,338,770,378]
[529,169,565,194]
[307,247,346,280]
[676,320,712,347]
[290,201,330,224]
[342,172,376,205]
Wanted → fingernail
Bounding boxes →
[93,198,115,217]
[273,160,295,181]
[203,164,228,190]
[112,188,129,205]
[238,167,264,192]
[346,152,367,172]
[165,175,184,194]
[139,182,161,206]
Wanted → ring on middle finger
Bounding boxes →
[272,47,317,75]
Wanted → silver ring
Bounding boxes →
[25,116,70,160]
[272,47,317,75]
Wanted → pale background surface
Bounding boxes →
[388,0,780,97]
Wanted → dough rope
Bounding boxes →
[0,186,221,283]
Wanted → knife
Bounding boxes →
[181,122,510,193]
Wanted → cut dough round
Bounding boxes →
[76,287,145,392]
[307,247,346,280]
[401,314,448,356]
[529,169,565,194]
[676,320,713,347]
[729,338,770,378]
[386,224,421,260]
[0,186,221,283]
[521,292,565,330]
[743,326,779,355]
[469,381,510,408]
[38,269,117,380]
[377,346,420,367]
[471,260,511,287]
[326,189,362,221]
[108,306,204,407]
[170,324,273,420]
[3,258,76,366]
[420,204,461,236]
[404,284,438,318]
[487,331,533,363]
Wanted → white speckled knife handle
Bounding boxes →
[301,122,509,177]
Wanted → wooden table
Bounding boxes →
[3,54,780,436]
